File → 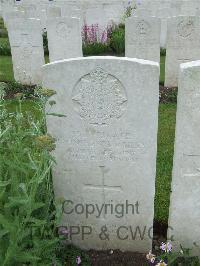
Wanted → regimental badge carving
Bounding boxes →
[136,20,151,35]
[56,22,72,38]
[177,19,194,38]
[72,67,127,125]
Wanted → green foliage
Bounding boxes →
[43,32,49,55]
[0,98,62,265]
[110,27,125,55]
[0,18,8,38]
[122,4,136,22]
[0,29,8,38]
[160,87,177,104]
[0,38,11,56]
[155,245,200,266]
[61,245,91,266]
[160,48,166,56]
[0,55,14,82]
[0,81,35,99]
[160,55,166,85]
[155,104,176,223]
[83,43,111,56]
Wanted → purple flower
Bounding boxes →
[82,23,110,45]
[160,242,172,253]
[76,256,81,265]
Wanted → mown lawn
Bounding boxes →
[0,55,14,82]
[155,103,176,223]
[0,37,9,45]
[160,54,165,85]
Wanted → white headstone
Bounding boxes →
[1,0,16,20]
[125,16,161,62]
[170,0,182,16]
[133,8,152,17]
[156,7,172,49]
[165,16,200,87]
[18,4,38,19]
[4,10,25,26]
[42,56,159,252]
[47,6,61,18]
[168,60,200,256]
[180,0,200,16]
[47,17,82,62]
[7,18,45,85]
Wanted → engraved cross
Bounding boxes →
[84,166,122,218]
[178,59,191,63]
[184,154,200,178]
[184,167,200,178]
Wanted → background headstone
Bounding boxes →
[4,10,25,26]
[165,16,200,87]
[42,56,159,252]
[47,6,62,18]
[133,8,152,18]
[7,17,45,85]
[125,16,161,62]
[47,17,82,62]
[156,7,172,49]
[168,60,200,256]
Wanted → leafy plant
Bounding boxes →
[83,43,111,56]
[0,81,36,99]
[43,32,49,55]
[0,39,11,56]
[0,97,62,265]
[122,0,136,21]
[160,48,166,56]
[0,18,8,38]
[110,27,125,55]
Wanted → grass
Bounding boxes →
[0,37,9,45]
[155,103,176,223]
[0,55,49,82]
[0,54,166,83]
[160,55,165,85]
[0,55,14,82]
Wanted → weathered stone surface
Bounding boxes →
[18,3,38,18]
[156,7,172,49]
[47,17,82,62]
[168,60,200,256]
[7,17,45,85]
[125,16,161,62]
[165,16,200,87]
[4,10,25,25]
[42,56,159,252]
[133,8,152,17]
[180,0,200,16]
[46,6,61,18]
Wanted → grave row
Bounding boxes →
[4,11,200,87]
[2,0,200,50]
